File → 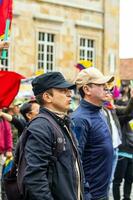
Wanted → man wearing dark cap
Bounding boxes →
[22,72,84,200]
[71,67,114,200]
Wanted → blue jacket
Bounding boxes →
[71,99,113,200]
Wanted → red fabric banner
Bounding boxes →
[0,0,13,39]
[0,71,25,108]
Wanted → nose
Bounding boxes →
[66,90,72,97]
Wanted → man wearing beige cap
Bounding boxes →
[71,67,114,200]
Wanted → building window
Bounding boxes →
[37,32,55,73]
[0,49,9,71]
[79,38,95,64]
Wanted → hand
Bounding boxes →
[0,110,2,117]
[0,41,9,50]
[6,151,12,158]
[0,111,12,121]
[0,41,9,56]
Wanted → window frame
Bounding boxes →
[79,37,95,64]
[36,31,56,73]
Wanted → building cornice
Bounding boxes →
[33,13,65,23]
[75,20,103,30]
[37,0,103,13]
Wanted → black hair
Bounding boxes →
[36,89,53,107]
[35,93,44,107]
[20,100,37,121]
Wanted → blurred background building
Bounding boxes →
[120,58,133,80]
[0,0,119,80]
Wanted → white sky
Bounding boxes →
[120,0,133,58]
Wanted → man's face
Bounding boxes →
[84,83,108,106]
[46,88,72,113]
[27,103,40,121]
[104,91,113,102]
[13,105,20,115]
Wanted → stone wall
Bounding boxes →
[9,0,119,80]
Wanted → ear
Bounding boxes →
[26,113,31,121]
[42,92,52,103]
[82,85,91,96]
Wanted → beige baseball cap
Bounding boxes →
[75,67,114,89]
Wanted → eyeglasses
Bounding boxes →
[104,88,114,94]
[89,83,108,91]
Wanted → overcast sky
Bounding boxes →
[120,0,133,58]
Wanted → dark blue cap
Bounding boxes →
[32,72,75,96]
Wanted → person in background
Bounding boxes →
[11,101,23,119]
[0,112,13,156]
[103,90,122,193]
[20,100,40,123]
[0,100,40,136]
[71,67,114,200]
[0,101,40,200]
[115,82,130,106]
[5,101,26,141]
[103,87,133,196]
[113,86,133,200]
[2,105,25,141]
[0,110,13,200]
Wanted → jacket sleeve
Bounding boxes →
[23,118,54,200]
[4,120,13,152]
[11,117,26,135]
[71,117,89,158]
[71,117,91,197]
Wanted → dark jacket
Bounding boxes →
[71,99,113,200]
[23,108,84,200]
[115,98,133,154]
[11,117,26,137]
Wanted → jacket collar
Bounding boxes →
[80,99,101,111]
[40,107,70,127]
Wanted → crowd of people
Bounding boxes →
[0,40,133,200]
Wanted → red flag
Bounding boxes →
[0,71,25,108]
[0,0,13,39]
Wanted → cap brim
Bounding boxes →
[92,75,114,84]
[54,81,76,89]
